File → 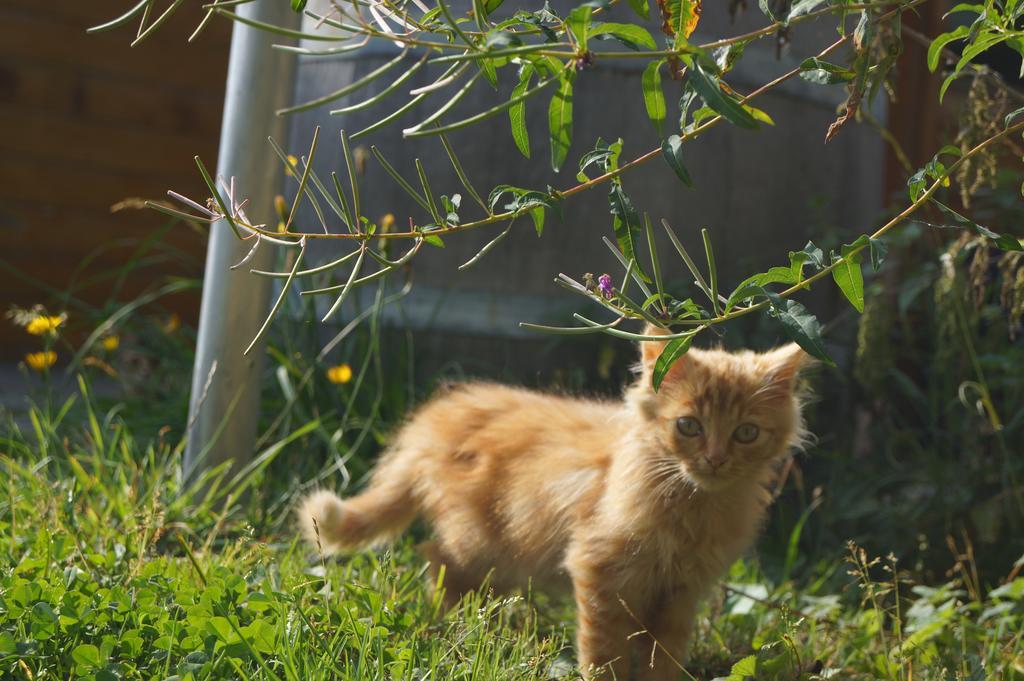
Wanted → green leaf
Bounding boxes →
[661,135,693,186]
[625,0,649,19]
[578,137,622,181]
[423,234,447,248]
[548,71,575,172]
[869,237,887,271]
[291,0,308,10]
[530,206,545,236]
[1006,106,1024,128]
[688,61,759,130]
[667,0,701,42]
[652,336,693,391]
[765,292,834,365]
[609,183,651,282]
[642,61,667,134]
[567,5,593,50]
[929,200,1024,251]
[927,25,969,71]
[484,30,523,49]
[725,267,797,310]
[799,57,856,84]
[729,654,758,678]
[509,64,533,158]
[72,644,102,669]
[590,22,657,49]
[832,247,865,313]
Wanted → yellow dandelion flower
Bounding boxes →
[25,315,64,336]
[379,213,395,232]
[326,363,353,384]
[285,154,299,177]
[25,351,57,371]
[101,334,120,351]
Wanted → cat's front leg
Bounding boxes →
[632,589,699,681]
[568,550,634,679]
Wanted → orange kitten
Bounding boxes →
[299,329,811,679]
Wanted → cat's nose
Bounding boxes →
[704,453,726,470]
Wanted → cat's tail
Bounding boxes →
[298,456,418,553]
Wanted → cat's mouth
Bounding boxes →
[686,463,739,490]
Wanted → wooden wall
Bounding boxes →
[0,1,230,357]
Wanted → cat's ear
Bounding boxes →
[639,324,694,384]
[639,323,669,374]
[761,343,813,395]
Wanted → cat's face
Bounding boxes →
[633,334,810,490]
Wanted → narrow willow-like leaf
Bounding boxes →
[87,0,151,33]
[231,235,262,271]
[331,53,427,114]
[286,127,320,231]
[927,25,969,71]
[403,70,483,135]
[438,132,488,211]
[267,137,327,230]
[689,61,759,130]
[662,219,713,302]
[251,249,360,278]
[404,74,557,137]
[194,156,240,239]
[429,43,571,63]
[273,39,369,57]
[510,64,534,159]
[459,223,513,270]
[340,130,361,228]
[591,22,657,49]
[644,214,667,315]
[567,5,593,50]
[548,70,575,172]
[245,238,306,355]
[321,247,367,322]
[352,90,429,139]
[370,146,432,213]
[302,240,423,295]
[409,63,470,96]
[130,0,183,46]
[146,200,213,224]
[278,49,409,115]
[214,9,357,41]
[297,164,346,224]
[574,314,703,339]
[331,172,356,232]
[520,320,619,334]
[416,159,442,224]
[652,335,693,391]
[602,235,652,299]
[642,61,666,134]
[701,228,720,315]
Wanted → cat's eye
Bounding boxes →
[676,417,703,438]
[733,423,760,443]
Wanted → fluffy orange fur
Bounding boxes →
[299,330,811,680]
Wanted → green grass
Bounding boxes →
[2,377,1023,680]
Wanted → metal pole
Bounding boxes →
[184,1,300,482]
